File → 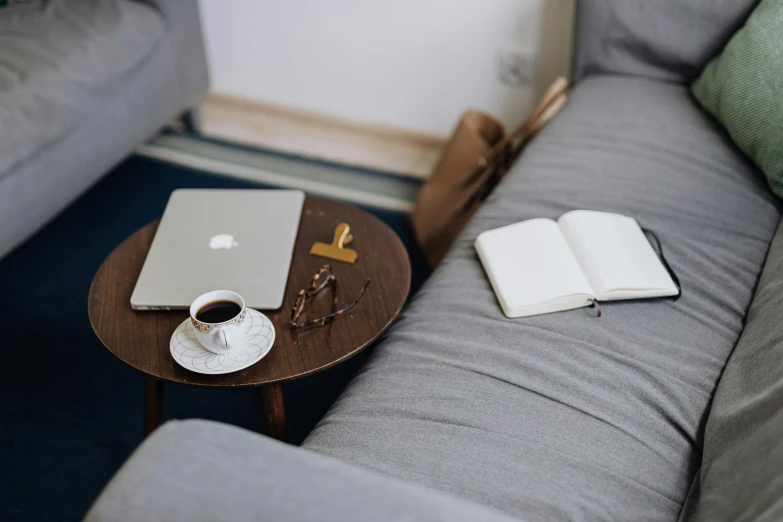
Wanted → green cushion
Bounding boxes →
[692,0,783,197]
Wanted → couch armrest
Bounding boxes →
[138,0,209,108]
[84,420,516,522]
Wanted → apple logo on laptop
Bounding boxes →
[209,234,239,250]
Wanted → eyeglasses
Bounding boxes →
[290,265,371,329]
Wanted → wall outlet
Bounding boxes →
[496,48,535,87]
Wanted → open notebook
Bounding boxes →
[475,210,679,318]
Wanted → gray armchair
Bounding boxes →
[0,0,208,258]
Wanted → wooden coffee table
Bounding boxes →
[88,196,410,442]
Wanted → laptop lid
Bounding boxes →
[130,189,305,310]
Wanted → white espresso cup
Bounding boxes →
[190,290,249,354]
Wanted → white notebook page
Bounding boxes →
[557,210,677,299]
[475,219,594,310]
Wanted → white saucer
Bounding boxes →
[170,308,275,375]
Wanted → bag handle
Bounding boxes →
[480,76,569,164]
[511,76,569,139]
[507,91,567,163]
[463,77,569,207]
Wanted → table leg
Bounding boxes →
[259,383,287,442]
[145,376,164,437]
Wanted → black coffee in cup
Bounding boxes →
[195,300,241,323]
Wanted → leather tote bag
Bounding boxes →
[410,77,568,267]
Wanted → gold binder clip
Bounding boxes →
[309,223,358,264]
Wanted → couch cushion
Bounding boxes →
[304,75,781,520]
[691,0,783,198]
[573,0,759,83]
[679,219,783,521]
[85,420,519,522]
[0,0,165,177]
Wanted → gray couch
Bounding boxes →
[0,0,208,259]
[85,1,783,521]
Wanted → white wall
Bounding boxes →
[199,0,574,137]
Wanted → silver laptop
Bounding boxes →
[131,189,305,310]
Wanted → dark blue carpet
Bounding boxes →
[0,155,429,521]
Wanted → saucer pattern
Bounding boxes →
[170,308,274,375]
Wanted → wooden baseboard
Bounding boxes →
[199,93,445,179]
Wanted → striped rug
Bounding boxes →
[137,131,424,213]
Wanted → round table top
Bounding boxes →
[88,196,411,387]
